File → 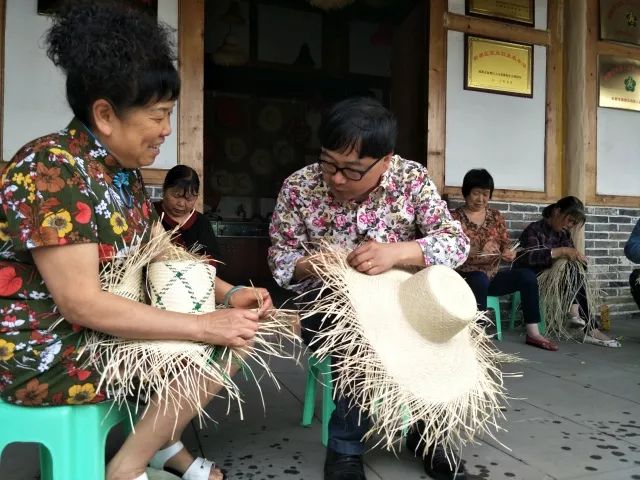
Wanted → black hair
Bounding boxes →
[163,165,200,197]
[319,97,397,159]
[45,0,180,126]
[461,169,495,198]
[542,196,586,226]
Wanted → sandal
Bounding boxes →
[150,441,226,480]
[583,334,621,348]
[525,334,559,351]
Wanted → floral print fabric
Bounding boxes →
[268,155,469,293]
[0,118,154,405]
[451,207,510,279]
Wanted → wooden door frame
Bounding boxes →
[142,0,204,211]
[428,0,563,203]
[581,0,640,207]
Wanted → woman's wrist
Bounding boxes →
[223,285,247,307]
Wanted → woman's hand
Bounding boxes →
[555,247,587,264]
[482,240,500,254]
[229,287,273,318]
[501,249,516,263]
[198,308,260,347]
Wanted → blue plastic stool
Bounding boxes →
[0,399,130,480]
[509,291,546,334]
[486,295,503,341]
[301,355,335,447]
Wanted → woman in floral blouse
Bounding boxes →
[0,4,266,480]
[452,169,558,351]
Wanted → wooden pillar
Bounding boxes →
[178,0,205,211]
[427,0,446,192]
[563,0,592,248]
[563,0,589,202]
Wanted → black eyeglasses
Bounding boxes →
[317,157,383,181]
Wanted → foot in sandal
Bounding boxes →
[150,441,225,480]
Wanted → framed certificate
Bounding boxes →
[466,0,534,26]
[465,35,533,97]
[599,55,640,111]
[600,0,640,46]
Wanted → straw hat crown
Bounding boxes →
[398,265,477,342]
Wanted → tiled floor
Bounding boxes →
[1,316,639,480]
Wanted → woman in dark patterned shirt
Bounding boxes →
[516,196,618,346]
[452,169,557,351]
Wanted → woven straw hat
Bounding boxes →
[148,260,217,314]
[305,249,514,455]
[346,265,480,401]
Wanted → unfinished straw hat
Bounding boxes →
[304,248,515,456]
[536,258,600,340]
[81,225,300,424]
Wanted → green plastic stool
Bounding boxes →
[0,399,130,480]
[486,295,503,341]
[301,355,335,447]
[509,291,546,334]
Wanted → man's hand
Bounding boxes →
[347,241,400,275]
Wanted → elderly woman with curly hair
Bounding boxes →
[0,2,269,479]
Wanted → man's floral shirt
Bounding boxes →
[0,118,153,405]
[268,155,470,293]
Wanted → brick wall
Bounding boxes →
[448,199,640,320]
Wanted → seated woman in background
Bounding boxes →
[515,196,619,347]
[155,164,222,260]
[452,169,558,351]
[155,164,270,310]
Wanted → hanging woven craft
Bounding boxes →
[302,246,519,458]
[80,225,300,425]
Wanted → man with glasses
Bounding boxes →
[268,97,470,480]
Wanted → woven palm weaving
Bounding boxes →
[302,247,517,457]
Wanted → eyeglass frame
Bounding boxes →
[317,156,384,181]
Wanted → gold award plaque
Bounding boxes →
[600,0,640,46]
[465,36,533,97]
[599,55,640,111]
[466,0,534,25]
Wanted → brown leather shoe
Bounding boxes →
[525,334,559,351]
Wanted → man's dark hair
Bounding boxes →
[319,97,397,159]
[461,169,495,198]
[163,165,200,197]
[46,0,180,126]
